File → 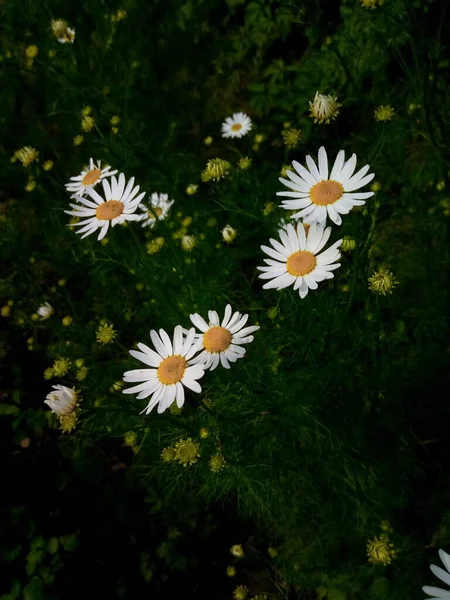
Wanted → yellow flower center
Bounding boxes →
[157,355,187,385]
[151,207,163,217]
[203,326,232,353]
[96,200,124,221]
[82,168,101,186]
[286,251,316,276]
[310,180,344,206]
[231,123,243,132]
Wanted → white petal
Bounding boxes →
[261,245,288,262]
[221,304,233,328]
[422,586,450,598]
[182,376,202,393]
[190,313,209,332]
[97,221,109,241]
[123,369,156,383]
[317,147,329,180]
[129,350,160,368]
[175,382,185,408]
[345,173,374,191]
[330,150,345,179]
[182,327,196,356]
[158,328,172,355]
[150,330,169,358]
[292,160,318,185]
[220,353,230,369]
[336,153,357,183]
[431,566,450,587]
[439,550,450,575]
[262,272,295,290]
[327,205,342,225]
[172,326,183,355]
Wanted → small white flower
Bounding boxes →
[423,549,450,599]
[51,19,76,44]
[277,146,375,226]
[44,385,78,416]
[65,173,145,241]
[258,222,342,299]
[138,193,174,228]
[309,91,341,124]
[65,158,117,197]
[222,224,237,243]
[221,112,252,139]
[123,326,205,414]
[37,302,54,320]
[188,304,259,371]
[58,27,75,43]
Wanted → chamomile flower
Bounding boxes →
[258,222,342,299]
[138,193,174,228]
[51,19,76,43]
[277,146,375,226]
[221,112,252,139]
[123,326,205,414]
[309,92,341,124]
[37,302,54,320]
[44,385,78,416]
[65,173,145,241]
[65,158,117,197]
[188,304,259,371]
[423,549,450,599]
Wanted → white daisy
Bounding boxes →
[37,302,54,320]
[188,304,259,371]
[258,222,342,299]
[423,549,450,599]
[138,192,174,228]
[65,158,117,197]
[123,325,205,414]
[65,173,145,241]
[277,146,375,226]
[221,112,252,139]
[44,385,78,416]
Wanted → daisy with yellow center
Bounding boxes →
[258,222,342,299]
[138,192,174,228]
[123,325,205,414]
[277,146,375,226]
[65,158,117,197]
[65,173,145,241]
[221,112,252,139]
[188,304,259,371]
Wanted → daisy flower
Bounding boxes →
[423,549,450,599]
[221,112,252,139]
[65,158,117,197]
[123,326,205,414]
[277,146,375,226]
[188,304,260,371]
[138,192,174,228]
[37,302,54,320]
[258,222,342,299]
[44,385,78,416]
[65,173,145,241]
